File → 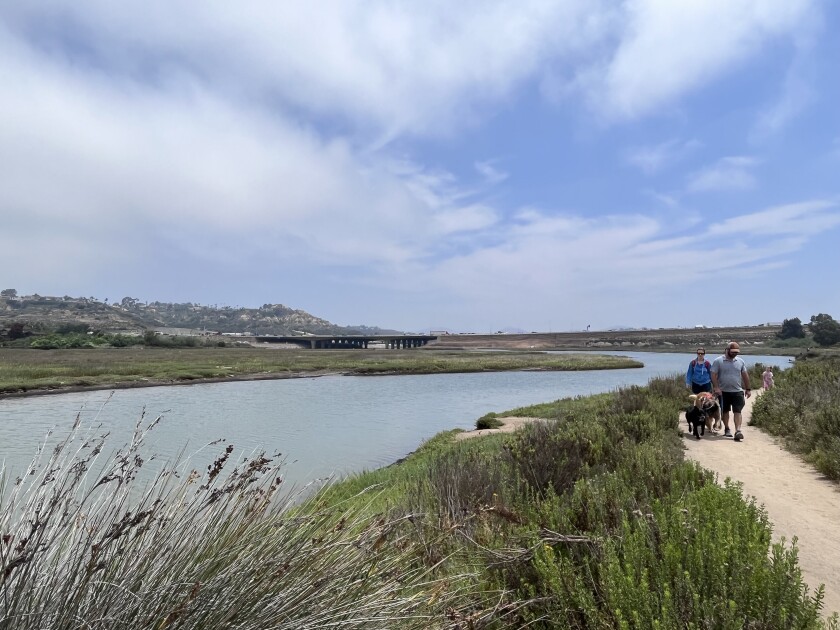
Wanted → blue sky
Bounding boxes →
[1,1,839,333]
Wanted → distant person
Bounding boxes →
[762,366,775,390]
[685,347,713,394]
[711,342,751,442]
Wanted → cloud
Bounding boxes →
[687,156,758,193]
[752,53,815,139]
[582,0,817,120]
[706,200,840,237]
[625,138,701,174]
[403,198,840,312]
[0,1,612,140]
[474,160,509,185]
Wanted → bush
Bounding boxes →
[475,412,503,429]
[751,356,840,481]
[811,313,840,347]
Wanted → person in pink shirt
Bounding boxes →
[762,367,775,390]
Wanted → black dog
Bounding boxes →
[685,405,707,440]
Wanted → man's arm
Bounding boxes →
[742,365,751,398]
[710,361,721,394]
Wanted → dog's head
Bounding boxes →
[690,392,718,411]
[685,405,706,425]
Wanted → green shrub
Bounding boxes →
[475,412,503,429]
[752,356,840,481]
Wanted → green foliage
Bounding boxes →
[476,412,503,429]
[54,322,91,335]
[751,356,840,481]
[28,332,143,350]
[810,313,840,347]
[779,317,807,339]
[324,378,836,627]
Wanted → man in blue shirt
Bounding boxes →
[711,342,752,442]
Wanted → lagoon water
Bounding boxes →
[0,351,790,488]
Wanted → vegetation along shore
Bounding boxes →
[0,348,641,398]
[2,357,838,627]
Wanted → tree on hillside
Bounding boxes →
[810,313,840,347]
[1,288,17,298]
[777,317,806,339]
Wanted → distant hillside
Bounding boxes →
[0,292,400,336]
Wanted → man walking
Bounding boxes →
[711,342,752,442]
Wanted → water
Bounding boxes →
[0,352,790,487]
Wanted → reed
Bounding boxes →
[0,411,462,628]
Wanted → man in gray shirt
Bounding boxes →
[711,341,752,442]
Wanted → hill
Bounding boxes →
[0,292,399,337]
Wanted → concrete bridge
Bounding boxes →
[254,334,437,349]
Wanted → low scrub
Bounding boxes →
[327,375,837,627]
[751,355,840,480]
[3,374,836,627]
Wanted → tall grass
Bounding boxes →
[0,413,461,628]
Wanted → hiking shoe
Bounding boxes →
[724,429,733,438]
[734,431,744,442]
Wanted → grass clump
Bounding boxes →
[751,355,840,481]
[0,414,461,629]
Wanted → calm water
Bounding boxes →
[0,352,790,487]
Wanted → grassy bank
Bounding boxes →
[3,374,835,627]
[751,354,840,481]
[319,377,837,627]
[0,348,641,396]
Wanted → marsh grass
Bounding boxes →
[0,412,464,628]
[0,348,641,396]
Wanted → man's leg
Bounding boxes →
[733,412,742,432]
[721,411,730,432]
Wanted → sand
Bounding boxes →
[682,392,840,618]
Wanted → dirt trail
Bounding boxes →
[682,392,840,617]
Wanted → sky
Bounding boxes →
[1,2,839,333]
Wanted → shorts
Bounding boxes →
[691,382,713,394]
[720,391,746,414]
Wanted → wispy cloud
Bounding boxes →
[584,0,817,120]
[687,156,759,193]
[625,138,701,174]
[474,160,509,185]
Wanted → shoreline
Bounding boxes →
[0,363,637,401]
[0,369,346,400]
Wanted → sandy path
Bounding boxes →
[682,393,840,617]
